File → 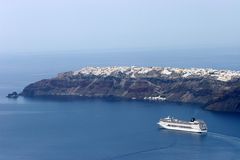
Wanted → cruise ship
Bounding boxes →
[157,116,207,133]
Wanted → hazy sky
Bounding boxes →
[0,0,240,53]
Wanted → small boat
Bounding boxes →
[157,116,207,133]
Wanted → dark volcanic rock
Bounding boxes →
[7,91,19,98]
[22,67,240,112]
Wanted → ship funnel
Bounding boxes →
[191,117,195,122]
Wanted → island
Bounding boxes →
[6,91,19,98]
[21,66,240,112]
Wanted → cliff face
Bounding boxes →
[22,67,240,112]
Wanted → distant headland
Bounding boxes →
[21,66,240,112]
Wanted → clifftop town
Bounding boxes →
[69,66,240,82]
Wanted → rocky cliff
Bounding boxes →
[22,67,240,112]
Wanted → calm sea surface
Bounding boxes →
[0,49,240,160]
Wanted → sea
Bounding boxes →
[0,48,240,160]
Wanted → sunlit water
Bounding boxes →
[0,49,239,160]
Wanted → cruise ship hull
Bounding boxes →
[157,119,207,133]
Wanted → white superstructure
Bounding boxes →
[157,116,207,133]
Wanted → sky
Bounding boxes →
[0,0,240,54]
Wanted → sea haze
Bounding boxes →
[0,49,240,160]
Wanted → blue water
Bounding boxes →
[0,49,240,160]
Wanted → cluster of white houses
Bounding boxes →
[73,66,240,82]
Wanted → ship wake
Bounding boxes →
[103,142,176,160]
